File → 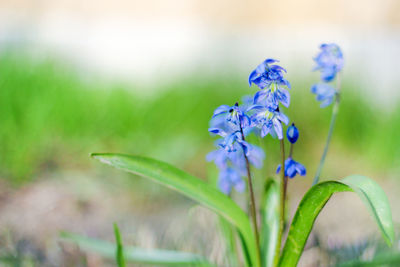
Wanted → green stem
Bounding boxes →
[239,127,261,267]
[274,139,286,266]
[312,74,341,185]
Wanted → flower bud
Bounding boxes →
[287,123,299,144]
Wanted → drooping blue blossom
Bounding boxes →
[286,123,299,144]
[207,101,265,194]
[276,157,306,178]
[311,83,336,108]
[247,105,289,139]
[211,102,250,129]
[313,43,344,82]
[249,59,291,108]
[218,167,245,195]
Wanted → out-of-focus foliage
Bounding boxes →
[0,53,399,184]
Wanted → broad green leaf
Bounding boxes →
[279,175,394,267]
[91,153,259,267]
[340,176,394,245]
[260,179,280,267]
[113,223,126,267]
[60,231,215,266]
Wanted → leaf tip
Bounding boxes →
[91,153,114,165]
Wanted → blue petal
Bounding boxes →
[218,178,231,195]
[270,64,287,73]
[261,124,271,138]
[248,70,259,86]
[287,163,297,178]
[321,67,336,82]
[264,58,279,64]
[282,78,291,89]
[295,162,307,176]
[239,140,250,156]
[277,112,289,125]
[206,150,218,162]
[247,104,265,112]
[234,179,246,193]
[255,62,266,73]
[277,88,290,107]
[273,119,283,139]
[212,105,230,118]
[208,128,226,136]
[247,144,265,168]
[253,90,267,104]
[320,97,334,108]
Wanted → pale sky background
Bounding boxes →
[0,0,399,103]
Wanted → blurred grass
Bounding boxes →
[0,53,399,185]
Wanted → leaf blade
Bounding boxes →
[91,153,258,267]
[60,231,214,266]
[279,175,394,267]
[260,179,280,267]
[341,175,394,246]
[113,223,126,267]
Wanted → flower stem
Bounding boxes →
[274,139,287,266]
[312,74,341,185]
[239,128,261,266]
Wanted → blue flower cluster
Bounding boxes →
[248,59,290,139]
[311,43,344,107]
[208,58,306,194]
[249,59,291,109]
[276,124,306,179]
[207,100,265,194]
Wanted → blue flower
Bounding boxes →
[276,157,306,178]
[207,140,264,194]
[311,83,336,108]
[313,43,344,82]
[286,123,299,144]
[249,59,291,108]
[212,102,250,128]
[248,105,289,139]
[218,167,245,195]
[208,99,266,194]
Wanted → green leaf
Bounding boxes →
[340,176,394,245]
[279,175,394,267]
[217,216,240,266]
[91,153,259,267]
[336,251,400,267]
[60,231,215,266]
[260,179,280,267]
[113,223,126,267]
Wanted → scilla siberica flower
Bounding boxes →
[249,59,291,109]
[207,102,265,194]
[286,123,299,144]
[248,105,289,139]
[276,125,306,178]
[247,59,291,139]
[311,43,344,107]
[311,83,336,108]
[276,158,306,178]
[313,43,344,82]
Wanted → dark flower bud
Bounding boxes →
[286,123,299,144]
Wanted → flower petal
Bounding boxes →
[273,119,283,139]
[277,88,291,107]
[212,105,230,118]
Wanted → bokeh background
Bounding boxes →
[1,0,400,266]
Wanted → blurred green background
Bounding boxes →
[1,52,399,185]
